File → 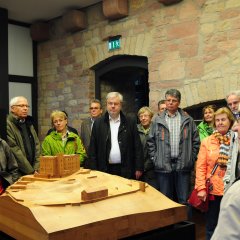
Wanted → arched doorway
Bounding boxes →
[92,55,148,115]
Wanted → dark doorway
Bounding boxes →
[184,99,227,125]
[93,55,148,115]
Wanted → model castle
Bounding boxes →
[37,153,80,178]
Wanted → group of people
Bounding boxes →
[1,89,240,239]
[0,97,103,193]
[193,90,240,239]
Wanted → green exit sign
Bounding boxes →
[108,38,121,51]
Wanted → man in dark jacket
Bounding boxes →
[87,92,143,180]
[148,89,200,205]
[0,138,19,193]
[7,96,40,176]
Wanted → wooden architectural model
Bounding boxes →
[37,154,80,178]
[0,169,188,240]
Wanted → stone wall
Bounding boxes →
[38,0,240,140]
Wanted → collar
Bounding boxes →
[109,114,120,123]
[233,112,240,119]
[18,118,26,123]
[55,129,69,137]
[166,110,179,118]
[139,124,150,134]
[62,130,70,141]
[12,113,26,123]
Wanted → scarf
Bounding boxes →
[213,130,231,168]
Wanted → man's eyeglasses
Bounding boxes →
[90,107,100,110]
[166,99,178,103]
[13,104,30,108]
[107,102,120,106]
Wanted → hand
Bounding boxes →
[197,189,207,202]
[135,171,143,180]
[34,170,39,175]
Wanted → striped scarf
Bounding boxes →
[213,130,231,168]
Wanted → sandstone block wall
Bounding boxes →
[38,0,240,140]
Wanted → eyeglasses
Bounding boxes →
[107,102,120,106]
[90,107,100,110]
[166,99,178,103]
[13,104,30,108]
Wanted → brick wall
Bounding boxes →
[38,0,240,140]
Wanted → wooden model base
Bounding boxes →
[0,170,187,240]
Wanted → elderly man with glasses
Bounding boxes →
[7,96,40,176]
[226,90,240,120]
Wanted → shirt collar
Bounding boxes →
[166,110,179,118]
[62,130,70,141]
[109,114,120,123]
[139,124,150,134]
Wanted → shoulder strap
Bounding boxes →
[210,163,218,177]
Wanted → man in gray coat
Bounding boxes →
[147,89,200,205]
[7,96,40,176]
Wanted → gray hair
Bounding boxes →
[9,96,28,107]
[106,92,123,102]
[165,89,181,102]
[90,99,102,109]
[226,90,240,100]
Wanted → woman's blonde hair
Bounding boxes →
[202,105,216,117]
[213,107,235,129]
[138,106,154,118]
[51,110,67,124]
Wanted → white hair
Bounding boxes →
[106,92,123,102]
[226,90,240,100]
[9,96,28,107]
